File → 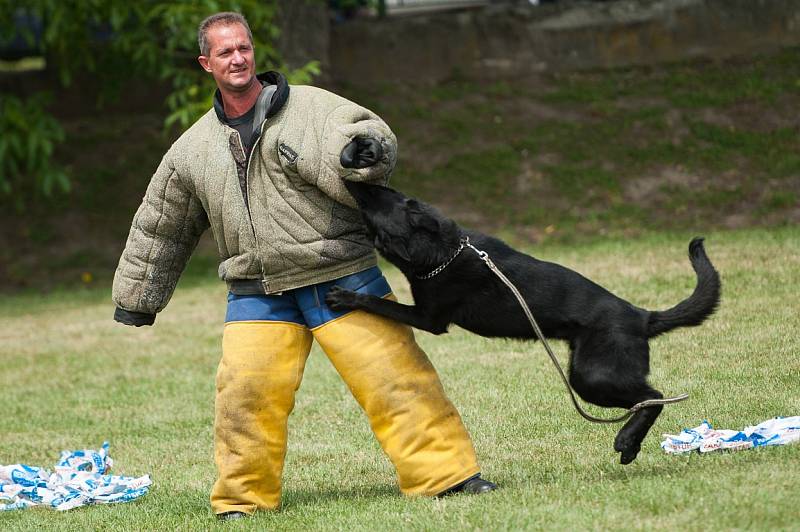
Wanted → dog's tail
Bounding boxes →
[646,237,721,338]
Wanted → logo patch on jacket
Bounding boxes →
[279,143,298,165]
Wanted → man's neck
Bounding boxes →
[221,77,263,118]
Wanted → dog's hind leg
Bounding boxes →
[612,390,664,465]
[568,335,664,464]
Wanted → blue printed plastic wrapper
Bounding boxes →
[0,442,151,511]
[56,442,112,474]
[661,416,800,454]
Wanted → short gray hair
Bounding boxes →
[198,12,254,56]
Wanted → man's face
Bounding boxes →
[198,23,255,92]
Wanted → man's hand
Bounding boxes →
[114,307,156,327]
[340,137,384,169]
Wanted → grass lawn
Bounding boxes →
[0,227,798,530]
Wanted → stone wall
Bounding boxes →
[328,0,800,86]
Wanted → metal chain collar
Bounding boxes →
[415,236,470,279]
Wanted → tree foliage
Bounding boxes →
[0,93,68,207]
[0,1,319,204]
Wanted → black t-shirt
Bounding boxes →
[224,103,257,158]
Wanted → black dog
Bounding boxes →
[326,181,722,464]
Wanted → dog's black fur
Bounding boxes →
[327,181,721,464]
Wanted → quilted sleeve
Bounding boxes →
[112,149,210,315]
[295,103,397,208]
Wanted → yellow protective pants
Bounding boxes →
[210,309,479,515]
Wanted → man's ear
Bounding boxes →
[198,55,212,73]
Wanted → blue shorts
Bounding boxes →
[225,266,392,329]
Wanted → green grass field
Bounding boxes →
[1,228,798,530]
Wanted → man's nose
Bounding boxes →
[231,50,245,64]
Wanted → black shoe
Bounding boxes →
[461,476,498,495]
[438,474,498,496]
[216,511,251,521]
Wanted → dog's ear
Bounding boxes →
[408,210,440,234]
[390,236,411,262]
[406,200,440,233]
[375,230,411,262]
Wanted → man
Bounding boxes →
[112,11,496,521]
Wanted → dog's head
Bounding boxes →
[344,180,460,273]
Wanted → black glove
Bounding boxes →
[114,307,156,327]
[340,137,384,169]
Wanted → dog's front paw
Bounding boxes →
[325,286,361,311]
